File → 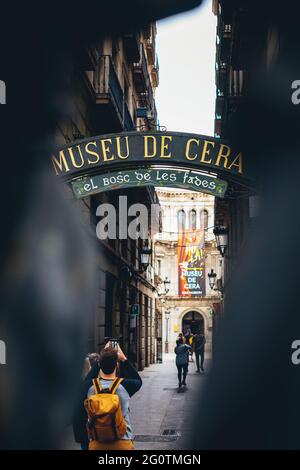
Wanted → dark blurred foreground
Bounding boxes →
[0,0,203,450]
[192,0,300,450]
[1,0,300,450]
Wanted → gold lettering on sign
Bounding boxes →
[85,141,100,165]
[51,150,70,175]
[69,145,85,169]
[215,144,231,169]
[144,136,157,158]
[201,140,215,164]
[116,136,130,159]
[228,152,243,174]
[101,139,114,162]
[185,139,199,161]
[160,135,172,158]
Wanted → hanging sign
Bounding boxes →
[71,168,228,199]
[178,229,206,297]
[130,304,140,316]
[51,131,253,188]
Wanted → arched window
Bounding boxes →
[200,209,209,229]
[189,210,197,230]
[177,210,186,232]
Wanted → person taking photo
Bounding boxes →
[74,342,142,450]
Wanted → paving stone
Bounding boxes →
[130,353,211,450]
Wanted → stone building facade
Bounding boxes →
[212,0,259,332]
[53,27,160,370]
[154,188,221,353]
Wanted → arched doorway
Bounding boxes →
[182,311,204,335]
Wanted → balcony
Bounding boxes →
[133,45,157,129]
[94,55,134,132]
[216,20,231,64]
[123,32,141,63]
[133,45,151,94]
[151,55,159,88]
[136,99,157,128]
[215,61,227,96]
[214,118,222,138]
[215,96,225,116]
[145,35,156,66]
[77,45,98,71]
[152,100,158,124]
[223,24,231,38]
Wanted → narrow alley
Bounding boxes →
[130,354,211,450]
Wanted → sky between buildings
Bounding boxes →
[156,0,217,137]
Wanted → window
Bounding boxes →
[189,210,197,230]
[229,68,244,97]
[112,38,120,70]
[130,238,136,268]
[157,259,161,276]
[0,80,6,105]
[178,210,186,232]
[123,68,130,106]
[200,209,209,229]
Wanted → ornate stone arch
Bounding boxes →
[179,307,209,334]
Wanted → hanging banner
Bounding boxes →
[178,229,206,297]
[71,168,228,199]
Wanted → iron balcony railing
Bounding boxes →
[95,55,134,131]
[134,46,158,128]
[123,32,141,63]
[134,45,155,107]
[146,32,156,66]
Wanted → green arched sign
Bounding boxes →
[51,131,255,198]
[71,168,228,199]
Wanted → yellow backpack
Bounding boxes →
[84,377,127,442]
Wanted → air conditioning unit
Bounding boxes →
[136,107,154,120]
[136,107,148,118]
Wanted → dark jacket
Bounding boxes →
[72,359,142,444]
[174,344,191,366]
[194,334,206,351]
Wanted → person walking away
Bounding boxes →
[184,329,192,362]
[174,337,191,392]
[75,343,142,450]
[189,333,194,362]
[178,332,186,343]
[184,329,191,346]
[194,332,206,373]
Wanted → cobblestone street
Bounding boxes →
[130,353,211,450]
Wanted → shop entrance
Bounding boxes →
[182,311,204,335]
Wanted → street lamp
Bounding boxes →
[164,276,171,293]
[165,309,170,354]
[208,268,224,295]
[140,245,152,272]
[163,276,171,295]
[213,226,228,257]
[208,268,217,290]
[157,276,171,297]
